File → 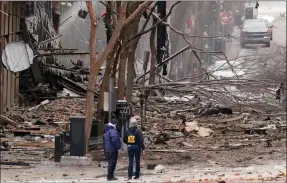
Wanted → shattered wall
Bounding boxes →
[25,1,60,48]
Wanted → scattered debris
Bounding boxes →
[183,121,199,134]
[28,100,50,111]
[0,115,17,127]
[147,163,157,170]
[154,164,165,173]
[197,127,213,137]
[0,161,30,166]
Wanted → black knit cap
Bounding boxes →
[111,119,118,124]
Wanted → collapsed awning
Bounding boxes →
[2,42,34,72]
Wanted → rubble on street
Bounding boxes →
[0,89,286,182]
[0,1,286,183]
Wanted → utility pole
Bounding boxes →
[221,2,225,52]
[140,51,150,129]
[189,2,197,80]
[156,1,167,76]
[108,78,114,122]
[215,2,221,36]
[197,2,208,79]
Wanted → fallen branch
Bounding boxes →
[0,161,30,166]
[215,114,245,123]
[147,149,190,153]
[38,35,62,45]
[0,115,17,127]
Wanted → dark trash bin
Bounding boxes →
[70,116,86,156]
[90,119,99,137]
[213,37,225,53]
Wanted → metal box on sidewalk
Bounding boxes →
[70,116,86,156]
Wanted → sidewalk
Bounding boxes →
[2,161,286,183]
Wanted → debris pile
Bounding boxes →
[0,89,285,168]
[5,98,86,128]
[129,95,286,156]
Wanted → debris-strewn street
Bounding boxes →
[0,1,286,183]
[1,95,286,182]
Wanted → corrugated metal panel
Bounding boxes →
[0,1,21,113]
[0,1,4,114]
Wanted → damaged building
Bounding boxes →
[0,1,101,113]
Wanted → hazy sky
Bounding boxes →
[258,1,286,14]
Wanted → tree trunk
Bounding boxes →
[117,2,143,100]
[126,48,136,103]
[85,1,98,151]
[118,23,140,100]
[93,1,152,136]
[117,47,129,100]
[149,17,157,96]
[52,2,60,34]
[96,42,120,130]
[126,4,157,102]
[111,44,122,79]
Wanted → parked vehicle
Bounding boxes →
[240,19,271,48]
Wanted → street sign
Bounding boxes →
[220,11,233,24]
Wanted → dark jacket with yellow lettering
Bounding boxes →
[123,127,145,150]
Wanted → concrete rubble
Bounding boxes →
[0,2,286,183]
[0,90,286,182]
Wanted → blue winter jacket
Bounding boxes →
[104,124,121,152]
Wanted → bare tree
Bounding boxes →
[85,1,98,151]
[85,1,153,147]
[149,17,157,96]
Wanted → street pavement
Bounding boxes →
[272,18,286,46]
[2,161,286,183]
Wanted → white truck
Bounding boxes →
[245,1,258,19]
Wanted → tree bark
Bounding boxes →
[126,49,136,103]
[111,44,122,78]
[118,22,140,100]
[149,17,157,96]
[94,1,153,136]
[117,2,142,100]
[96,42,120,128]
[126,4,157,102]
[110,1,118,27]
[117,46,129,100]
[52,2,60,34]
[85,1,98,151]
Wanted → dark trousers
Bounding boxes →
[107,151,118,179]
[128,147,141,178]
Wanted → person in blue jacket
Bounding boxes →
[123,118,145,180]
[104,119,121,181]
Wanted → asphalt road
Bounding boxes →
[272,19,286,46]
[229,8,286,80]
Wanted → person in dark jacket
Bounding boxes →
[104,119,121,181]
[123,118,145,180]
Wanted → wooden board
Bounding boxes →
[0,2,4,114]
[11,129,62,135]
[7,2,13,109]
[14,2,20,104]
[3,2,8,112]
[12,141,54,148]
